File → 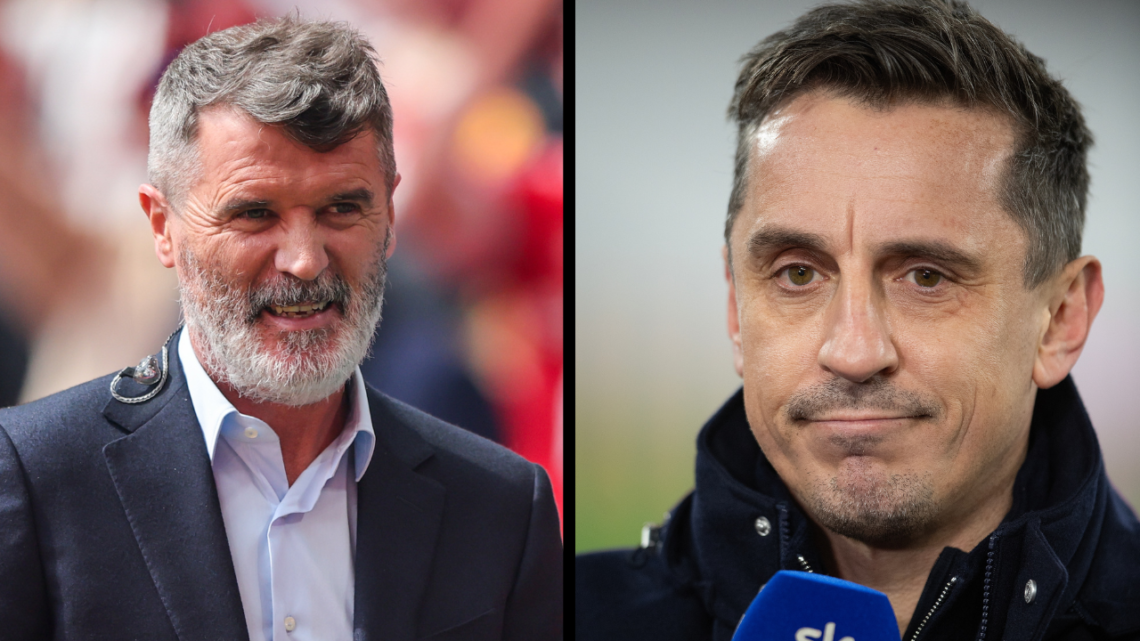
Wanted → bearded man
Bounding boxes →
[0,17,562,641]
[577,1,1140,639]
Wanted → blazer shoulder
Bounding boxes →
[0,372,135,491]
[0,372,119,443]
[366,384,538,482]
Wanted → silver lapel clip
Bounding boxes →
[109,330,177,404]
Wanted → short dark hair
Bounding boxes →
[726,0,1091,287]
[149,16,396,207]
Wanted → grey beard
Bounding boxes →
[177,236,388,406]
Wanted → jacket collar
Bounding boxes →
[667,376,1124,639]
[102,329,187,434]
[101,328,250,640]
[352,389,446,641]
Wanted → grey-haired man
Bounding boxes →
[0,17,562,641]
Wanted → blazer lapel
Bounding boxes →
[353,391,447,641]
[102,335,249,641]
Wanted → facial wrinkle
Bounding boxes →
[847,197,856,256]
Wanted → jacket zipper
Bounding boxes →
[787,504,981,641]
[787,506,957,638]
[907,576,958,641]
[976,533,998,641]
[792,550,959,641]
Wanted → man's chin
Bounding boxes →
[804,467,937,547]
[204,325,359,406]
[225,360,353,407]
[257,326,340,356]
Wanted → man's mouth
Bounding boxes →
[266,300,332,318]
[809,413,920,422]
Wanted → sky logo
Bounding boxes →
[795,622,854,641]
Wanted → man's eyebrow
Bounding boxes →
[221,198,271,215]
[747,227,830,259]
[744,228,984,273]
[328,188,375,206]
[877,240,983,273]
[219,189,377,215]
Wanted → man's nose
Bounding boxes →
[817,277,898,383]
[274,216,329,280]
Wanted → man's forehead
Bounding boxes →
[189,107,384,202]
[734,91,1030,265]
[749,92,1016,176]
[195,106,378,163]
[736,93,1022,253]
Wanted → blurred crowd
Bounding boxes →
[0,0,563,517]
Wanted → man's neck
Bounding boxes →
[813,482,1016,637]
[189,331,349,486]
[223,384,347,487]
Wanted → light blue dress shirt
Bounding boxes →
[179,331,376,641]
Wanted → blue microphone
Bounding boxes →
[732,570,899,641]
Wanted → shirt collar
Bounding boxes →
[179,328,376,481]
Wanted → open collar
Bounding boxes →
[177,329,376,480]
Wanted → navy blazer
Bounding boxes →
[0,332,563,640]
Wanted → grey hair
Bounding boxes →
[726,0,1092,288]
[148,16,396,208]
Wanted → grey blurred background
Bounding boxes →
[576,0,1140,552]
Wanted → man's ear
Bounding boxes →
[139,184,176,268]
[724,245,744,378]
[1033,256,1104,389]
[385,172,401,259]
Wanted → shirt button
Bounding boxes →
[284,616,296,632]
[1024,579,1037,604]
[244,427,258,439]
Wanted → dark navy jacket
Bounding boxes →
[577,378,1140,640]
[0,331,563,640]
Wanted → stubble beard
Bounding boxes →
[803,463,936,547]
[785,377,941,547]
[177,233,389,407]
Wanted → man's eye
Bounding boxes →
[907,268,944,288]
[242,209,270,220]
[330,203,360,214]
[781,265,818,286]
